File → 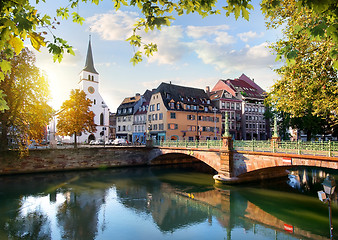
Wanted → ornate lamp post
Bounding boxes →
[102,104,107,147]
[318,175,336,239]
[213,107,217,140]
[272,115,279,138]
[223,112,231,138]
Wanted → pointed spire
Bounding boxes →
[83,35,98,74]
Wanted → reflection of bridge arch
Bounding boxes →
[149,148,221,172]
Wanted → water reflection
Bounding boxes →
[0,165,337,240]
[288,167,338,202]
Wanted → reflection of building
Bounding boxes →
[57,190,107,240]
[147,82,222,141]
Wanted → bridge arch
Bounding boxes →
[149,148,221,172]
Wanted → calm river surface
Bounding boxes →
[0,164,337,240]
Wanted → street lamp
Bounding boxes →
[102,104,107,147]
[213,107,217,140]
[318,175,336,240]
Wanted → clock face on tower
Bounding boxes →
[88,86,95,94]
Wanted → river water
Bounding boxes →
[0,164,337,240]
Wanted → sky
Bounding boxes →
[30,0,282,112]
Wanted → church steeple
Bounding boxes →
[82,35,98,74]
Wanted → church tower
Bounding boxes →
[79,35,99,94]
[78,36,109,144]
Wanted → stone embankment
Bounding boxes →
[0,147,153,175]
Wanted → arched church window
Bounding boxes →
[100,113,104,125]
[92,75,94,81]
[88,75,91,81]
[94,99,96,105]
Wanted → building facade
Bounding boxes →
[109,112,117,140]
[147,82,222,141]
[209,89,242,139]
[116,94,143,142]
[211,74,269,140]
[77,38,110,144]
[132,102,148,144]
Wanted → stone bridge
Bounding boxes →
[149,137,338,183]
[1,139,337,183]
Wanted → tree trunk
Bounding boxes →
[306,130,311,141]
[0,124,8,151]
[74,132,77,149]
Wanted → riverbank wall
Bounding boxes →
[0,147,153,175]
[0,146,199,175]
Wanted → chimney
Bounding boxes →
[136,93,140,96]
[205,86,210,93]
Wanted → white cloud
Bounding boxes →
[190,41,276,74]
[186,25,231,39]
[87,11,138,41]
[237,31,264,42]
[247,42,271,58]
[144,26,190,65]
[87,12,190,65]
[86,11,273,75]
[214,32,236,45]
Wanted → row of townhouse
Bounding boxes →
[115,74,271,143]
[46,39,269,145]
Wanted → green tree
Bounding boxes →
[0,0,76,111]
[265,1,338,124]
[290,114,329,141]
[0,48,53,151]
[1,0,337,113]
[261,0,338,69]
[57,89,96,148]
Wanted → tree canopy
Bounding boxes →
[57,89,96,148]
[265,1,338,125]
[1,0,337,119]
[0,48,53,151]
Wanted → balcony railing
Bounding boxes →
[153,140,338,157]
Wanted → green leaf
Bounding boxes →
[9,36,24,55]
[294,25,302,35]
[310,22,327,38]
[241,6,250,21]
[0,60,12,75]
[72,12,85,25]
[130,51,142,66]
[286,50,298,60]
[0,91,9,112]
[56,8,69,20]
[29,32,46,51]
[330,48,338,58]
[333,60,338,70]
[326,25,338,42]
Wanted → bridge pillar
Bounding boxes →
[213,136,237,184]
[270,136,280,153]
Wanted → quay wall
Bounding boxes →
[0,147,153,175]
